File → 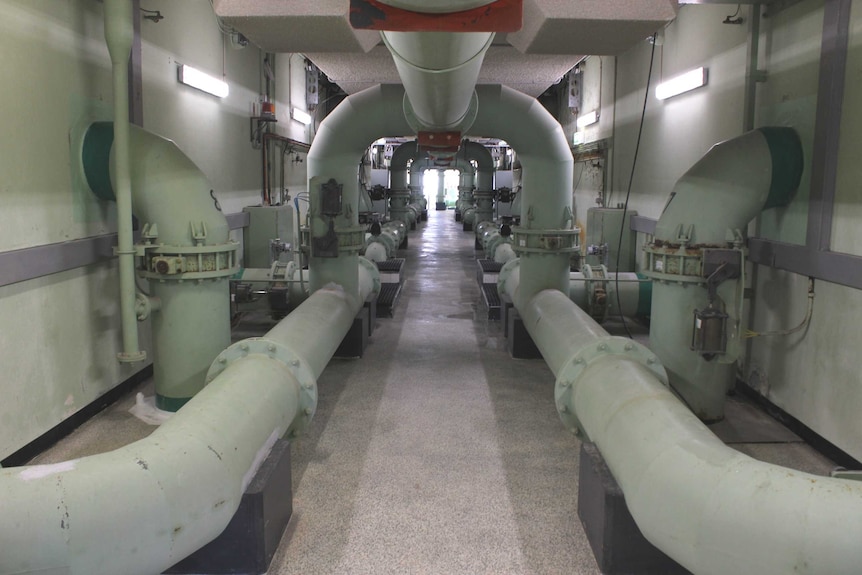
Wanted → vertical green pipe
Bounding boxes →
[104,0,145,363]
[471,86,574,309]
[307,85,412,296]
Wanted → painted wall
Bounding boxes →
[575,0,862,461]
[0,0,307,459]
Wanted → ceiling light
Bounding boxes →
[655,67,708,101]
[177,64,229,98]
[576,110,599,128]
[292,107,312,125]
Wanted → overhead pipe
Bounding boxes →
[471,85,576,309]
[307,85,413,296]
[517,287,862,575]
[381,30,493,131]
[83,123,238,410]
[0,274,375,575]
[103,0,145,363]
[643,127,802,420]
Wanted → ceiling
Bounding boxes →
[213,0,679,97]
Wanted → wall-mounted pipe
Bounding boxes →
[518,288,862,575]
[83,123,238,411]
[0,277,373,575]
[307,85,412,297]
[104,0,145,363]
[643,128,803,420]
[471,85,575,309]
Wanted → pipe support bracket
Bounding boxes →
[555,336,666,438]
[206,337,318,437]
[514,227,580,255]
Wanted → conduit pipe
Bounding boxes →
[83,123,237,410]
[104,0,145,363]
[307,84,412,296]
[381,30,493,130]
[518,288,862,575]
[644,127,802,420]
[0,279,373,575]
[471,85,575,308]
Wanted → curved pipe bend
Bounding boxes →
[521,288,862,575]
[0,281,369,575]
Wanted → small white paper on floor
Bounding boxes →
[128,392,174,425]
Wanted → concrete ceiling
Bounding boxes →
[214,0,679,96]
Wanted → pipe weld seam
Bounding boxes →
[380,32,494,75]
[205,337,318,437]
[554,336,667,438]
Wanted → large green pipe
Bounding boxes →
[83,123,236,411]
[519,288,862,575]
[0,280,369,574]
[471,85,575,308]
[364,221,407,262]
[307,85,412,296]
[646,128,802,420]
[381,30,493,130]
[498,259,648,319]
[104,0,145,363]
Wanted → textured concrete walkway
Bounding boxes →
[270,208,600,574]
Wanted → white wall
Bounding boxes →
[0,0,306,459]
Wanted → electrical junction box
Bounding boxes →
[586,207,638,272]
[242,205,295,269]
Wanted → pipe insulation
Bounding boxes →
[519,289,862,575]
[0,280,371,575]
[472,85,575,308]
[104,0,145,363]
[307,84,412,296]
[381,30,494,130]
[83,123,237,410]
[645,127,803,420]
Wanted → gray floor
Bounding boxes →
[28,206,837,575]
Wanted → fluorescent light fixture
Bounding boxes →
[177,64,229,98]
[576,110,599,128]
[292,107,312,125]
[573,131,585,146]
[655,67,708,100]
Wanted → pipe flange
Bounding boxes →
[554,336,667,438]
[513,227,580,255]
[205,337,318,438]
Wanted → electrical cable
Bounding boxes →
[614,34,657,339]
[744,277,815,338]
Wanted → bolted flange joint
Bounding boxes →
[555,336,667,438]
[205,337,318,438]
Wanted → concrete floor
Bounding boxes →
[28,206,837,575]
